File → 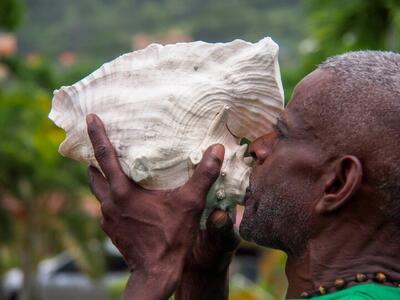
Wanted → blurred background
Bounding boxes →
[0,0,399,299]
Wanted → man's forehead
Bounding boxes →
[288,68,334,109]
[278,69,335,138]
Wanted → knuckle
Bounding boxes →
[87,124,97,137]
[100,201,113,216]
[112,184,129,200]
[95,145,109,161]
[201,167,219,182]
[186,195,204,211]
[207,153,223,169]
[88,131,104,149]
[181,189,206,210]
[112,190,124,201]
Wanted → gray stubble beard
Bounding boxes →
[239,182,312,256]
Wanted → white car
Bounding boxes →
[2,242,128,300]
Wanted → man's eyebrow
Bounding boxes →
[274,118,289,137]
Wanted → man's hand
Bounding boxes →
[86,114,226,299]
[175,209,240,300]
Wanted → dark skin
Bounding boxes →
[87,68,400,299]
[245,69,400,297]
[87,114,239,300]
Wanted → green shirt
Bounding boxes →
[290,283,400,299]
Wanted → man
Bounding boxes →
[86,51,400,299]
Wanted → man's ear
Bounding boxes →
[315,155,363,214]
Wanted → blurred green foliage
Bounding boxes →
[0,83,107,281]
[300,0,400,76]
[0,2,108,297]
[0,0,24,31]
[0,84,108,299]
[0,87,80,197]
[17,0,303,62]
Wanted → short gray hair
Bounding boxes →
[320,50,400,93]
[314,51,400,225]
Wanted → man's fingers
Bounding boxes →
[187,144,224,197]
[88,166,110,203]
[86,114,128,186]
[207,209,240,253]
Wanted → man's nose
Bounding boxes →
[248,132,277,164]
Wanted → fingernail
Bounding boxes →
[86,114,95,124]
[211,144,224,157]
[210,210,229,229]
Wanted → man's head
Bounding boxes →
[239,51,400,255]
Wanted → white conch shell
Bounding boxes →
[49,37,284,215]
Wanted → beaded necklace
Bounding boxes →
[299,272,400,298]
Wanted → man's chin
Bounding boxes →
[238,197,261,241]
[239,207,284,249]
[239,222,284,250]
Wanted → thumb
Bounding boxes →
[207,209,240,253]
[186,144,225,197]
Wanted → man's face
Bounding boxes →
[239,70,329,253]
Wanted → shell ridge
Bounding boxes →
[49,37,284,205]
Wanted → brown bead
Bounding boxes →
[356,273,367,282]
[319,286,326,295]
[334,278,345,289]
[375,272,387,283]
[300,291,309,298]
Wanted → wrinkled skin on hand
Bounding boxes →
[86,114,239,299]
[184,210,239,273]
[174,210,239,300]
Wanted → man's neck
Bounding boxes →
[284,219,400,298]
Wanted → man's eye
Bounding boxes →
[275,126,286,140]
[274,119,289,139]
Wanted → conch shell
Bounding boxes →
[49,37,284,217]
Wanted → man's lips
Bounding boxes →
[243,173,255,206]
[243,186,253,206]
